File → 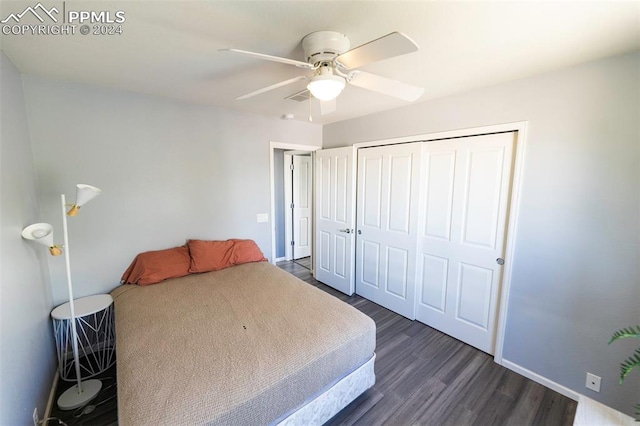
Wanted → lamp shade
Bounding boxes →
[307,75,346,101]
[21,223,62,255]
[75,184,102,207]
[67,184,102,216]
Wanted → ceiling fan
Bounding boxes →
[220,31,424,111]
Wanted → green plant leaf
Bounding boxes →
[609,325,640,421]
[619,347,640,383]
[609,326,640,345]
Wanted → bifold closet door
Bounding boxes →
[415,132,515,354]
[315,147,357,295]
[356,142,421,319]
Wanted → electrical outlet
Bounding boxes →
[586,372,601,392]
[32,407,39,426]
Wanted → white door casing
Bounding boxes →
[315,147,357,295]
[356,142,422,319]
[269,141,320,265]
[292,155,312,259]
[415,132,515,354]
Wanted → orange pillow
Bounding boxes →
[187,239,235,273]
[231,239,268,264]
[121,245,190,286]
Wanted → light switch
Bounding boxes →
[256,213,269,223]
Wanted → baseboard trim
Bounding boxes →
[574,395,636,425]
[501,359,580,401]
[44,370,59,421]
[275,257,286,262]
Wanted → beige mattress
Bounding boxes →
[112,262,376,425]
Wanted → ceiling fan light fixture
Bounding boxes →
[307,74,345,101]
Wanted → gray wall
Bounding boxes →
[324,52,640,415]
[22,76,322,304]
[0,52,57,425]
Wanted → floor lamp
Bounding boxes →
[22,184,103,410]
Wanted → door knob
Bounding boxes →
[338,229,351,234]
[357,230,362,235]
[496,258,505,265]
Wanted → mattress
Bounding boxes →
[112,262,376,425]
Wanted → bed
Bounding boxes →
[112,261,376,425]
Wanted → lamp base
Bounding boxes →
[57,379,102,410]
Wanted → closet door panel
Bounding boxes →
[423,151,456,241]
[361,156,383,228]
[416,132,515,354]
[356,142,422,319]
[456,263,493,330]
[387,155,413,234]
[315,147,357,295]
[360,240,380,288]
[333,234,348,279]
[386,246,409,298]
[461,147,506,249]
[420,253,448,313]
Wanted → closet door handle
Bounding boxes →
[338,229,351,234]
[357,230,362,235]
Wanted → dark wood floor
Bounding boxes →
[47,261,576,425]
[278,261,577,426]
[293,255,311,270]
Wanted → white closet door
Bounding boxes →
[356,142,422,319]
[315,147,357,295]
[415,132,515,354]
[292,155,312,259]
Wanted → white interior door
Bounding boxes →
[284,154,293,261]
[356,142,422,319]
[415,132,515,354]
[315,147,356,295]
[292,155,312,259]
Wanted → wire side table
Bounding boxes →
[51,294,116,382]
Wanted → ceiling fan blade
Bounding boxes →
[220,48,315,70]
[335,32,419,70]
[349,71,424,102]
[236,76,307,100]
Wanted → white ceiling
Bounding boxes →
[1,1,638,124]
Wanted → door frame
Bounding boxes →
[269,141,320,267]
[352,121,528,366]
